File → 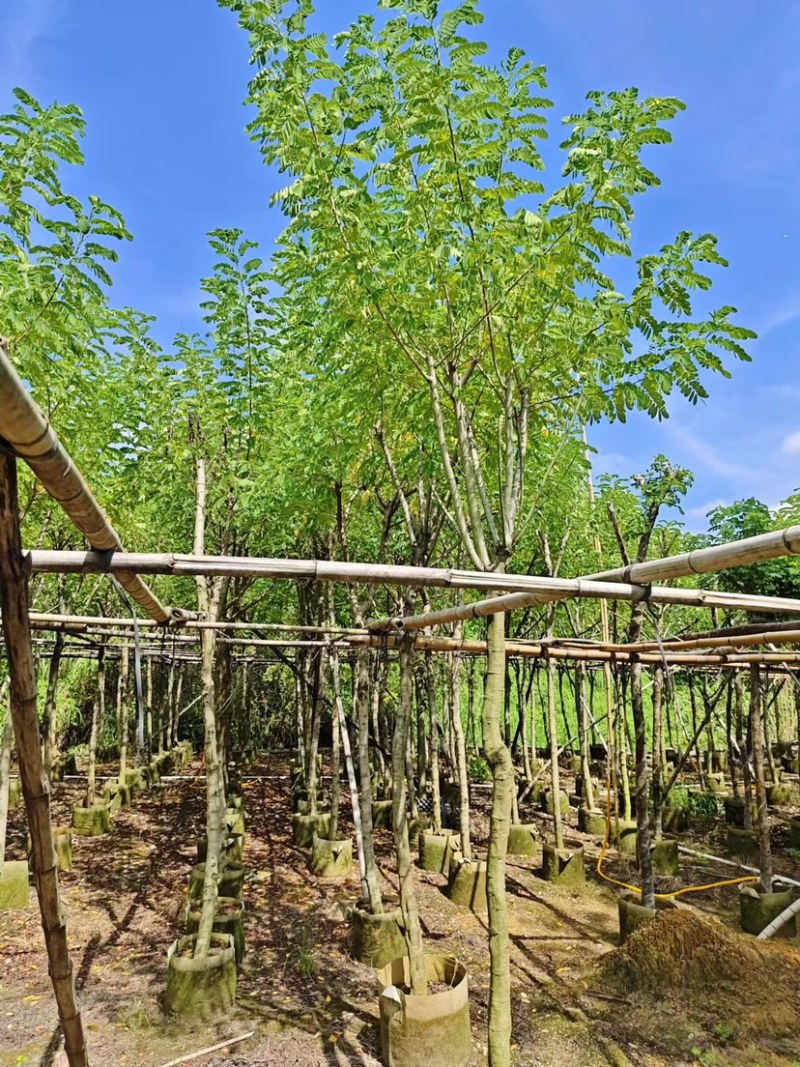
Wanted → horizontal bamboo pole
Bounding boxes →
[27,551,800,622]
[368,584,800,631]
[588,525,800,584]
[368,526,800,631]
[24,612,367,635]
[0,341,170,625]
[347,634,800,667]
[590,627,800,655]
[17,630,800,669]
[23,549,646,591]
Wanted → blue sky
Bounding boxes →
[2,0,799,531]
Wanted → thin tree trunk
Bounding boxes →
[652,667,664,841]
[727,680,739,799]
[43,631,64,779]
[118,644,129,782]
[631,661,655,908]
[467,660,477,749]
[518,663,533,782]
[617,674,632,822]
[763,678,778,785]
[370,657,386,782]
[0,703,13,873]
[558,668,572,754]
[577,664,595,811]
[394,635,427,995]
[449,646,471,860]
[145,658,154,760]
[485,612,513,1067]
[332,649,368,893]
[0,453,88,1066]
[547,659,564,851]
[750,666,772,893]
[193,458,226,961]
[307,656,322,817]
[327,650,343,843]
[86,646,105,805]
[194,624,225,959]
[172,669,183,748]
[736,673,753,831]
[355,647,382,912]
[416,666,428,792]
[426,654,442,833]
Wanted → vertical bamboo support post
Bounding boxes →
[0,452,88,1066]
[393,635,427,995]
[484,611,513,1065]
[750,665,773,893]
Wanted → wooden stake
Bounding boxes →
[0,452,88,1066]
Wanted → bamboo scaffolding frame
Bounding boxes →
[0,453,88,1067]
[0,341,171,625]
[367,527,800,632]
[13,632,800,674]
[12,621,800,668]
[588,526,800,584]
[24,549,800,619]
[21,613,368,635]
[559,628,800,655]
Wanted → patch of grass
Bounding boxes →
[686,792,720,818]
[713,1022,735,1045]
[284,923,318,979]
[117,999,155,1030]
[468,755,490,782]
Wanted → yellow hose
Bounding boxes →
[594,769,758,900]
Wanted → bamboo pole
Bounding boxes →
[21,613,368,635]
[25,550,800,619]
[367,525,800,631]
[0,452,88,1066]
[588,526,800,585]
[16,631,800,668]
[369,585,800,632]
[574,627,800,655]
[0,340,170,624]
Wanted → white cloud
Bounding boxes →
[664,423,760,482]
[591,450,632,474]
[782,430,800,455]
[686,498,729,520]
[756,300,800,340]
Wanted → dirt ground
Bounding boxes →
[1,759,800,1067]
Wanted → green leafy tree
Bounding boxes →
[703,498,800,599]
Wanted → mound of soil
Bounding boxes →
[596,909,800,1039]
